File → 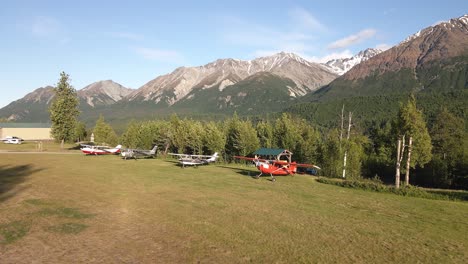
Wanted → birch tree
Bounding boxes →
[395,95,432,185]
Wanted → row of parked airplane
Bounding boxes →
[79,144,320,180]
[79,144,218,166]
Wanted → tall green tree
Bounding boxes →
[170,116,192,154]
[344,135,369,179]
[395,95,432,186]
[225,114,259,159]
[120,120,142,149]
[203,121,226,156]
[49,72,80,146]
[320,129,343,177]
[256,121,274,148]
[93,115,118,145]
[424,108,467,187]
[431,108,465,165]
[295,123,321,164]
[395,95,432,168]
[274,113,302,152]
[74,121,87,142]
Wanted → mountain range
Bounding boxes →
[308,14,468,102]
[289,14,468,127]
[1,14,467,125]
[0,49,385,122]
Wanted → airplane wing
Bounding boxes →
[168,153,188,157]
[297,164,321,169]
[188,154,216,158]
[168,153,208,158]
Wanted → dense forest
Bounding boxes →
[80,94,467,190]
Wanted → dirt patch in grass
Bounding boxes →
[36,207,95,219]
[46,222,88,234]
[0,220,31,244]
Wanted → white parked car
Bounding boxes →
[2,136,24,144]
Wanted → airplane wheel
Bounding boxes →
[255,175,260,179]
[272,178,276,182]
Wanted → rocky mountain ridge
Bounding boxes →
[127,52,338,106]
[343,14,468,81]
[324,48,382,75]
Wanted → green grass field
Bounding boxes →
[0,153,467,263]
[0,141,77,152]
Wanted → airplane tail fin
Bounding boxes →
[150,145,158,154]
[116,145,122,149]
[207,152,219,162]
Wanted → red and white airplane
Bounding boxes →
[234,148,320,182]
[80,144,122,155]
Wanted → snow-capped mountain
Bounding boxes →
[401,14,468,45]
[127,52,337,106]
[308,14,468,102]
[342,14,468,81]
[324,48,383,75]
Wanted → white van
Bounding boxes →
[2,136,24,144]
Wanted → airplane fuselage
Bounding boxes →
[81,145,121,155]
[255,161,297,175]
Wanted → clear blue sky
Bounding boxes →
[1,0,466,107]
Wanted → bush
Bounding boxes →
[316,177,465,201]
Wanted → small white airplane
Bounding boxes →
[80,144,122,155]
[169,152,219,167]
[121,145,158,160]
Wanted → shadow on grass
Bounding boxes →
[217,165,266,179]
[0,164,44,202]
[427,190,468,201]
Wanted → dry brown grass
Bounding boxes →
[0,153,467,263]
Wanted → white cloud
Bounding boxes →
[135,47,184,64]
[289,7,326,31]
[307,50,353,63]
[328,29,377,50]
[222,10,323,59]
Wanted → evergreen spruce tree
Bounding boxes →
[431,108,465,165]
[49,72,80,147]
[93,115,118,145]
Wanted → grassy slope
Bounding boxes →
[0,153,467,263]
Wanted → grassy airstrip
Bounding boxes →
[0,146,467,263]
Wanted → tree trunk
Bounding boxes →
[405,137,413,186]
[61,139,64,150]
[342,112,352,178]
[395,139,401,189]
[340,104,344,143]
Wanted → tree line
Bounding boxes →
[49,72,467,190]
